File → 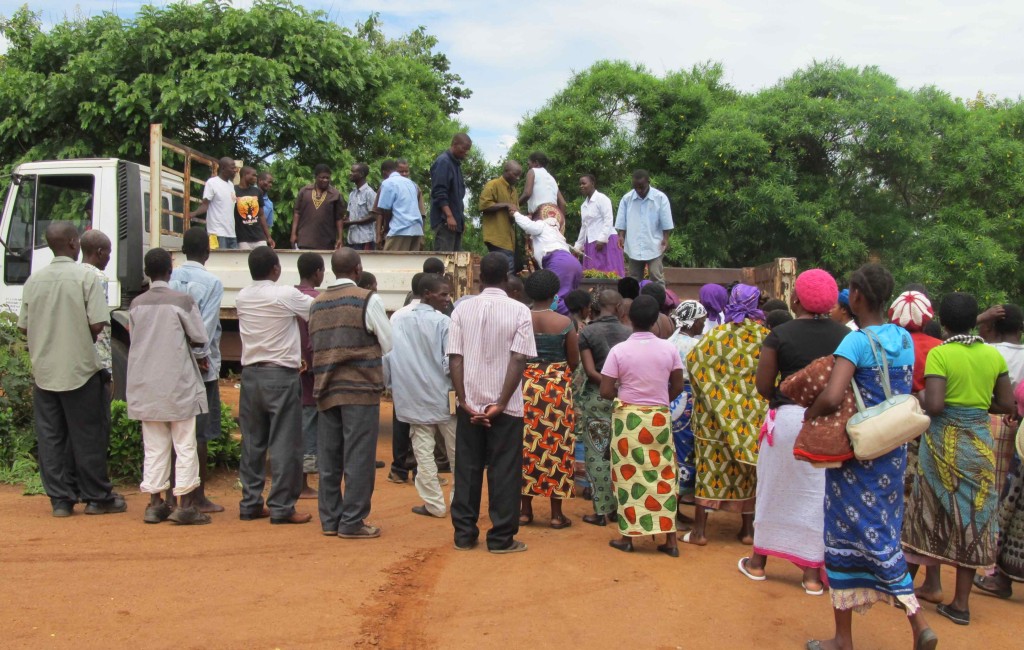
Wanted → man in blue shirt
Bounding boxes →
[429,133,471,252]
[377,159,424,251]
[168,226,225,513]
[615,169,674,285]
[257,172,274,229]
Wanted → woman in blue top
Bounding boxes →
[803,264,937,650]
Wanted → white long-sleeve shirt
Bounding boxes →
[575,190,615,247]
[513,212,572,268]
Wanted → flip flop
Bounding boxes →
[802,581,825,596]
[680,530,707,546]
[973,574,1012,599]
[805,642,823,650]
[935,603,970,626]
[737,557,767,582]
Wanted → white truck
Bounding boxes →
[0,148,473,400]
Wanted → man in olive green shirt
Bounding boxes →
[479,161,522,273]
[18,221,124,517]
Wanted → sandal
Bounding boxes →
[935,603,970,626]
[737,557,767,582]
[801,581,824,596]
[680,530,707,546]
[973,574,1012,599]
[550,515,572,529]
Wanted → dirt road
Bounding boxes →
[1,404,1017,649]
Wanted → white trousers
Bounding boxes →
[139,419,201,496]
[410,417,456,516]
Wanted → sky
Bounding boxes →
[6,0,1024,162]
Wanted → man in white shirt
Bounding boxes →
[235,247,315,524]
[575,174,626,277]
[188,158,239,249]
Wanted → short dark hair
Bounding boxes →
[580,173,597,185]
[939,292,978,335]
[632,169,650,182]
[357,271,377,290]
[849,263,894,313]
[617,276,640,300]
[766,309,794,330]
[380,159,397,175]
[248,246,280,281]
[640,282,667,308]
[144,247,172,279]
[297,252,324,280]
[419,273,448,295]
[423,257,445,274]
[762,298,789,313]
[479,252,509,286]
[352,162,369,178]
[313,163,331,177]
[528,151,550,167]
[629,295,660,330]
[524,270,560,302]
[410,272,425,294]
[995,304,1024,335]
[257,171,272,182]
[563,289,591,315]
[181,227,210,259]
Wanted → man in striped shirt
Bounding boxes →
[449,252,536,554]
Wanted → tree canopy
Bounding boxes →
[0,0,483,242]
[511,60,1024,304]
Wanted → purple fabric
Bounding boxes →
[699,284,729,324]
[581,233,626,277]
[543,249,583,316]
[723,283,764,324]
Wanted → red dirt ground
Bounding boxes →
[0,402,1018,649]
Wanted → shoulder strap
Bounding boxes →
[856,328,893,400]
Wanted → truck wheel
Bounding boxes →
[111,338,128,402]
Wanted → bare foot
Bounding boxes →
[196,498,225,514]
[737,532,754,545]
[914,587,943,604]
[680,530,707,546]
[299,487,318,500]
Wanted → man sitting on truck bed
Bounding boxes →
[188,157,238,250]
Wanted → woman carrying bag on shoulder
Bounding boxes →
[802,264,937,650]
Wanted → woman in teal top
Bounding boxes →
[519,270,580,529]
[903,292,1014,626]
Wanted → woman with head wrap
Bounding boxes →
[667,300,707,513]
[738,270,850,595]
[830,289,858,330]
[699,283,729,334]
[513,206,582,316]
[684,284,769,546]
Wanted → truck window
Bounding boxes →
[143,192,185,235]
[3,174,95,285]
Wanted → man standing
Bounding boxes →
[18,222,124,517]
[309,248,393,539]
[257,171,275,230]
[397,159,428,220]
[449,252,536,553]
[479,161,522,273]
[189,157,238,249]
[292,164,345,250]
[615,169,674,285]
[345,163,377,251]
[235,247,314,524]
[576,174,626,277]
[169,227,226,513]
[235,166,274,250]
[295,252,325,499]
[377,159,424,251]
[430,133,471,252]
[127,248,211,525]
[387,274,457,518]
[79,229,113,379]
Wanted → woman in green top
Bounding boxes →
[902,292,1015,627]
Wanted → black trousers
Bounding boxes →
[33,372,115,507]
[450,408,524,550]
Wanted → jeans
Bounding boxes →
[433,224,462,252]
[486,244,515,274]
[216,236,239,250]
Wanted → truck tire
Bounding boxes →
[111,338,129,402]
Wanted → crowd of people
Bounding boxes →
[14,134,1024,650]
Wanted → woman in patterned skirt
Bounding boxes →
[520,270,579,529]
[902,292,1014,626]
[685,284,769,546]
[803,264,937,650]
[601,295,684,556]
[666,300,707,510]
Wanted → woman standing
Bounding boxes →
[600,296,684,555]
[685,284,769,546]
[574,174,626,277]
[699,283,729,335]
[803,264,937,650]
[666,300,707,509]
[902,292,1014,627]
[739,270,850,595]
[513,209,582,316]
[518,152,567,219]
[520,270,579,529]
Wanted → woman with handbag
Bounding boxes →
[738,270,850,595]
[803,264,937,650]
[902,293,1015,626]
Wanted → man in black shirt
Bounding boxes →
[235,166,274,249]
[429,134,471,252]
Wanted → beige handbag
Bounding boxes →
[846,329,931,460]
[1016,419,1024,461]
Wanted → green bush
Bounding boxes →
[0,313,42,494]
